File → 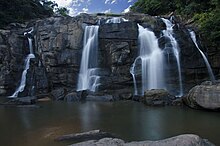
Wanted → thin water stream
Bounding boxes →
[10,29,35,98]
[189,30,215,82]
[161,18,183,96]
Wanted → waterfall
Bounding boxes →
[10,29,35,98]
[161,18,183,96]
[106,17,128,23]
[77,25,100,92]
[189,30,215,82]
[130,24,165,96]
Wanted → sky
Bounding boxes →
[54,0,137,16]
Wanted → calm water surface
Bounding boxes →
[0,101,219,146]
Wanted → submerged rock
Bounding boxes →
[55,130,117,142]
[141,89,182,106]
[64,92,80,102]
[4,96,36,105]
[184,81,220,110]
[70,134,215,146]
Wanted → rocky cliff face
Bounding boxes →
[0,13,219,99]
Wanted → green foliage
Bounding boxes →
[55,7,69,16]
[131,0,176,16]
[193,10,220,46]
[0,0,56,28]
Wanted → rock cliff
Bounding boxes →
[0,13,219,99]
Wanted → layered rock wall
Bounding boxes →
[0,13,219,98]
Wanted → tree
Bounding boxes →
[131,0,176,16]
[0,0,56,28]
[55,7,69,16]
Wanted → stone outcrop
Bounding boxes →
[0,13,219,99]
[55,130,117,142]
[35,16,85,95]
[184,81,220,110]
[141,89,182,106]
[70,134,215,146]
[98,20,138,95]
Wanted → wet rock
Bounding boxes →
[51,88,66,100]
[70,134,215,146]
[109,88,133,100]
[16,104,40,108]
[77,90,88,101]
[64,92,80,102]
[56,130,117,142]
[119,92,133,100]
[5,96,37,105]
[70,138,124,146]
[184,81,220,110]
[86,94,114,102]
[172,98,183,106]
[17,96,37,104]
[142,89,178,106]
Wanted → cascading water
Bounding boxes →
[10,29,35,98]
[77,25,100,92]
[189,30,215,82]
[130,24,165,96]
[161,18,183,96]
[106,17,128,23]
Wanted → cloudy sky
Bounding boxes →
[54,0,137,16]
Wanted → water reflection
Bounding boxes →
[18,109,32,129]
[79,102,100,131]
[0,101,220,146]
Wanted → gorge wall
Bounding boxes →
[0,13,219,100]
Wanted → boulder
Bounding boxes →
[70,138,124,146]
[55,130,117,142]
[50,88,66,100]
[4,96,37,105]
[141,89,180,106]
[64,91,116,102]
[70,134,215,146]
[64,92,80,102]
[184,81,220,110]
[79,90,116,102]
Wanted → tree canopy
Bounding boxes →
[0,0,69,28]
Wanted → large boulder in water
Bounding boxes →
[70,134,214,146]
[141,89,182,106]
[184,81,220,110]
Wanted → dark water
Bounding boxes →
[0,101,219,146]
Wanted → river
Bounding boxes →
[0,101,219,146]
